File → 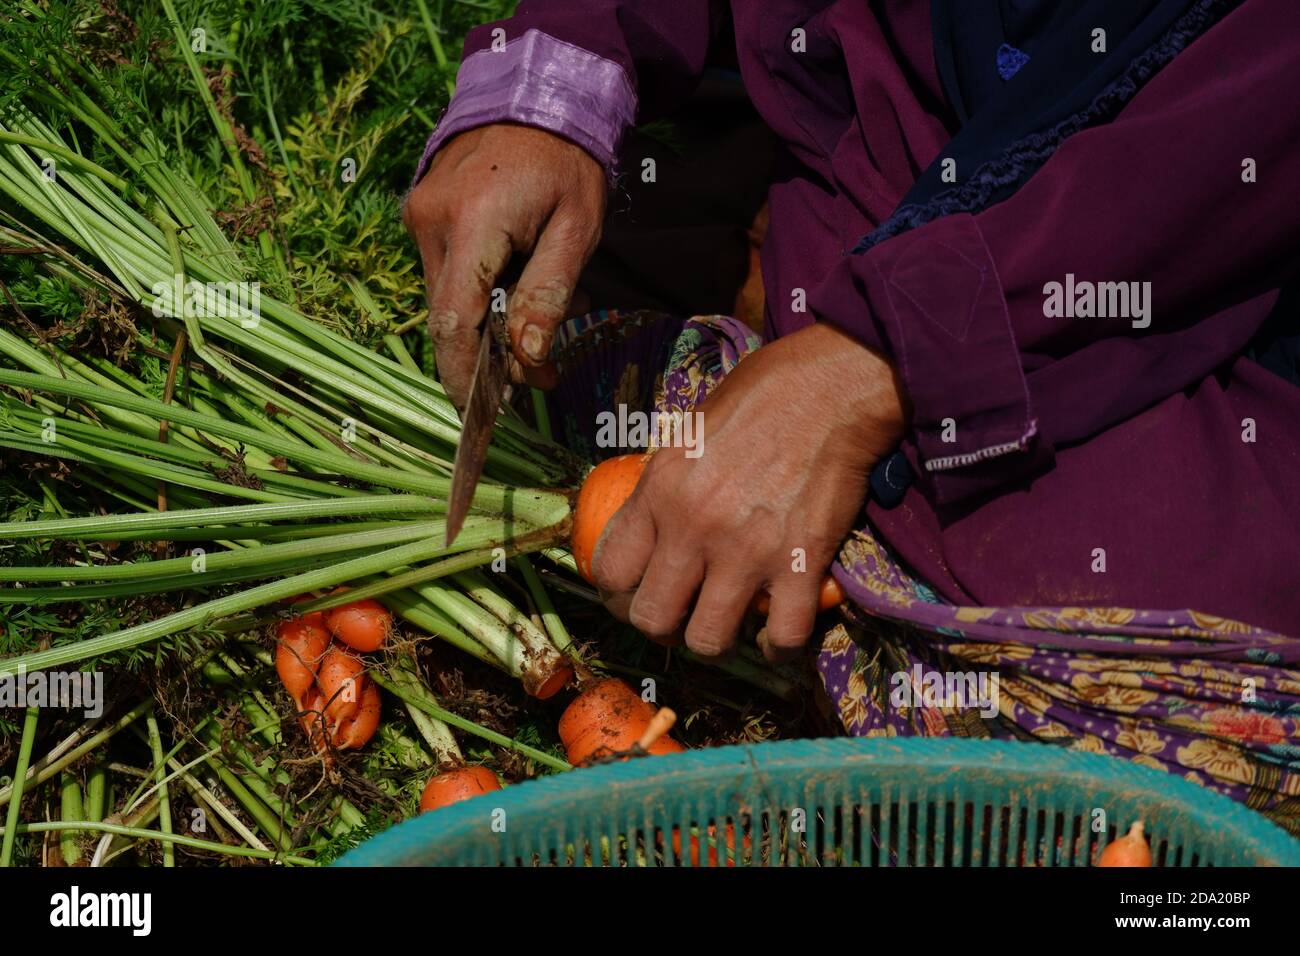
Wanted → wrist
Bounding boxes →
[801,322,908,457]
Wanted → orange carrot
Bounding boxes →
[532,663,575,701]
[316,645,366,724]
[419,765,501,812]
[558,678,684,766]
[558,678,653,742]
[332,680,382,750]
[669,823,748,867]
[571,454,843,615]
[750,575,846,615]
[274,617,332,702]
[1098,821,1153,867]
[571,454,649,583]
[298,687,328,750]
[324,592,392,652]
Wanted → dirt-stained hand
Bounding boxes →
[403,124,606,412]
[591,323,908,662]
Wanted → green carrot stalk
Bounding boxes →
[85,764,108,823]
[681,647,800,702]
[365,591,503,669]
[384,334,422,375]
[530,388,553,442]
[0,131,128,189]
[371,671,571,772]
[1,706,39,867]
[453,568,571,676]
[0,549,389,605]
[125,718,289,854]
[334,799,366,831]
[217,654,283,748]
[409,583,525,677]
[94,796,160,867]
[292,532,547,613]
[0,522,444,583]
[514,556,578,657]
[145,712,176,866]
[390,659,461,766]
[0,364,571,514]
[172,760,268,852]
[204,727,293,823]
[6,821,316,866]
[194,730,289,853]
[0,521,566,679]
[58,772,83,865]
[0,702,148,812]
[0,495,443,540]
[542,548,579,574]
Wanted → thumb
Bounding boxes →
[506,212,596,374]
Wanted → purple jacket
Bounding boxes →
[420,0,1300,634]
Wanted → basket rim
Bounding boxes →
[337,737,1300,866]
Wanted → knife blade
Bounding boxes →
[445,318,510,547]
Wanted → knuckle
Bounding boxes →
[629,601,677,638]
[595,562,643,601]
[425,307,463,336]
[402,187,445,234]
[449,191,494,227]
[426,312,478,351]
[511,277,573,321]
[592,558,629,594]
[685,617,731,653]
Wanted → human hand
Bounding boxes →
[403,124,606,411]
[591,322,907,661]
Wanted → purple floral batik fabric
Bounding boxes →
[549,310,1300,834]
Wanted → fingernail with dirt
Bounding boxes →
[521,324,548,364]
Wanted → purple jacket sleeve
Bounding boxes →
[812,0,1299,506]
[414,1,728,182]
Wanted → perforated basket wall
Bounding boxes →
[338,739,1300,867]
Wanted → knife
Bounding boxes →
[445,314,510,547]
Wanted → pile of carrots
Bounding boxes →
[268,452,845,824]
[273,592,510,812]
[271,593,688,814]
[274,592,391,753]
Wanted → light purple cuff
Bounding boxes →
[413,28,637,185]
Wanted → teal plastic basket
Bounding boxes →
[337,739,1300,866]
